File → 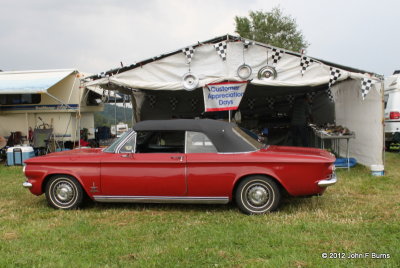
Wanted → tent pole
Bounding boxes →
[123,95,127,123]
[77,79,84,148]
[130,94,135,126]
[381,78,385,167]
[114,92,117,126]
[228,110,231,122]
[25,112,29,145]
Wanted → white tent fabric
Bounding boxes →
[84,36,383,167]
[333,79,383,166]
[85,42,378,90]
[0,69,77,94]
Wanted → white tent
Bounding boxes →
[84,35,383,167]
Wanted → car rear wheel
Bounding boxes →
[45,175,83,209]
[235,176,281,215]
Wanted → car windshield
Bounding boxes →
[232,127,264,150]
[103,130,132,153]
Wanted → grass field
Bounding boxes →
[1,153,399,267]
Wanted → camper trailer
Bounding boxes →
[110,122,129,137]
[384,71,400,149]
[0,69,103,149]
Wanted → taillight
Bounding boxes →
[390,111,400,119]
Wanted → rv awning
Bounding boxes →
[0,69,77,94]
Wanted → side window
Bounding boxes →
[119,134,136,153]
[136,131,185,153]
[0,94,41,105]
[186,131,217,153]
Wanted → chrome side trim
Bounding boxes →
[93,195,230,204]
[22,182,33,189]
[317,172,338,187]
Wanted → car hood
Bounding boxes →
[25,148,104,164]
[262,145,335,162]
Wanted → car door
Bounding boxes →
[185,131,236,198]
[101,131,187,197]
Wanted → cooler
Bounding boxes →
[6,146,35,166]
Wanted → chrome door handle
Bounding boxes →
[121,154,131,158]
[171,156,184,161]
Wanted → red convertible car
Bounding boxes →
[22,119,337,214]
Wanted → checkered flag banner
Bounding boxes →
[271,48,284,65]
[266,97,275,109]
[300,56,314,76]
[287,95,295,106]
[182,46,195,64]
[328,67,342,89]
[147,95,157,108]
[214,41,227,61]
[326,89,334,102]
[361,78,377,100]
[169,97,178,111]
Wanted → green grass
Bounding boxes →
[1,153,399,267]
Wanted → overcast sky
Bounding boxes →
[1,0,399,76]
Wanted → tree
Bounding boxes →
[235,7,309,52]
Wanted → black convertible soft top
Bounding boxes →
[133,119,260,153]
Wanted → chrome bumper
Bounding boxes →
[22,181,33,189]
[318,172,338,187]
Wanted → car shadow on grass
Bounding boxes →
[81,195,323,214]
[33,194,325,214]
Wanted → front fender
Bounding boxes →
[24,162,101,197]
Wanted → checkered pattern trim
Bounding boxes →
[182,46,195,64]
[247,98,256,110]
[214,41,227,61]
[272,48,284,65]
[326,89,334,102]
[300,56,314,76]
[266,97,275,109]
[328,67,342,89]
[169,97,178,111]
[361,78,377,100]
[287,95,295,106]
[190,98,199,111]
[147,95,157,108]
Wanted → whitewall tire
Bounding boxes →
[45,175,83,209]
[235,176,281,215]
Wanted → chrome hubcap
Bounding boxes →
[247,185,268,206]
[54,182,74,203]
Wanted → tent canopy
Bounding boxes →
[0,69,77,94]
[84,34,379,91]
[83,34,384,167]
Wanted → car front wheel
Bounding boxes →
[45,175,83,209]
[235,176,281,215]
